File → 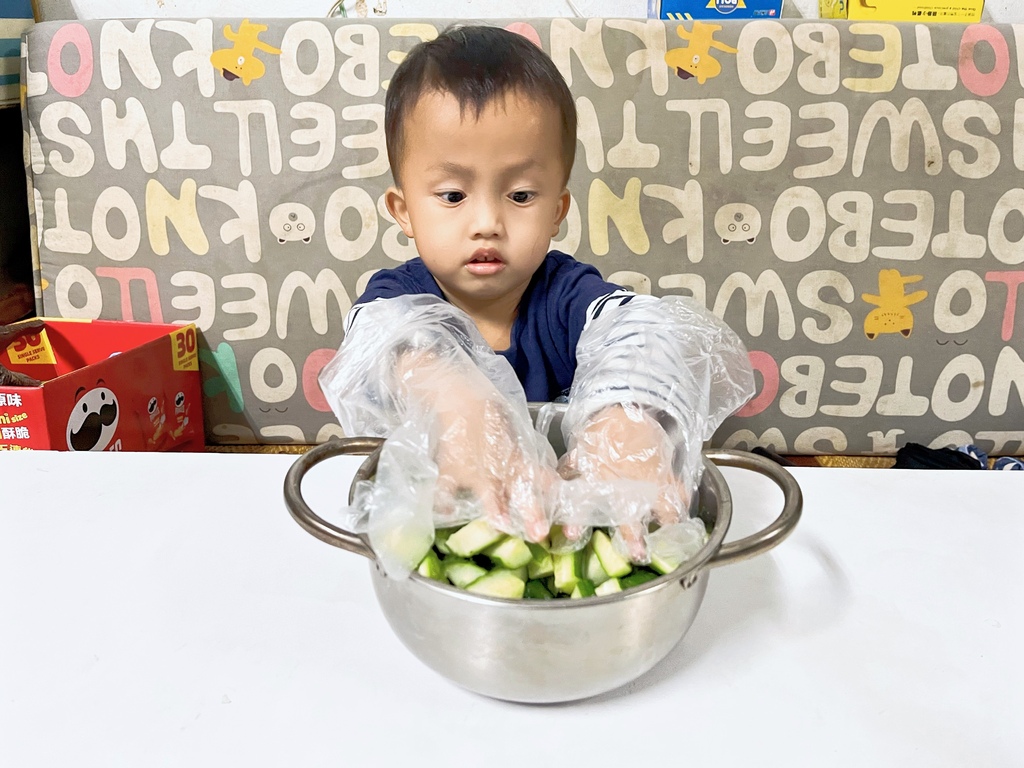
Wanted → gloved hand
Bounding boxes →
[321,295,556,544]
[0,320,43,387]
[558,294,755,562]
[397,351,555,543]
[558,403,688,560]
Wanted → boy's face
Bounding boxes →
[385,90,571,316]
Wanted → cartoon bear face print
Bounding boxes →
[269,203,316,244]
[714,203,761,245]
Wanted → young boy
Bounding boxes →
[324,26,752,553]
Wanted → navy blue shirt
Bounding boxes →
[348,251,633,401]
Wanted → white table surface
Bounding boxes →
[1,450,1021,767]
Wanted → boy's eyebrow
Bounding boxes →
[429,160,475,178]
[428,158,544,178]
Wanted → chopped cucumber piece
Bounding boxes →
[650,552,683,575]
[591,529,632,578]
[524,579,555,600]
[434,527,457,556]
[545,576,557,595]
[446,519,505,558]
[553,550,584,594]
[485,536,533,569]
[443,558,488,589]
[512,566,529,583]
[620,569,659,590]
[584,546,610,586]
[570,578,596,599]
[527,550,554,580]
[526,540,549,559]
[417,550,444,581]
[465,569,526,599]
[595,578,623,596]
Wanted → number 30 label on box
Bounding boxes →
[171,326,199,372]
[7,329,57,366]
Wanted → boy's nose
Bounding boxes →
[470,197,505,239]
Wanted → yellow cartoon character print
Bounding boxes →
[664,21,738,84]
[210,20,281,85]
[862,269,928,339]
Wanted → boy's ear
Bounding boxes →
[384,185,415,238]
[552,189,571,236]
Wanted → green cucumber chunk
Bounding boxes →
[650,552,683,575]
[553,550,584,594]
[465,569,526,599]
[434,527,457,556]
[446,519,505,558]
[443,558,488,588]
[417,550,444,581]
[584,546,610,586]
[570,578,597,599]
[620,569,659,590]
[524,579,555,600]
[527,550,554,579]
[594,578,623,596]
[526,540,549,559]
[591,529,632,578]
[485,536,533,569]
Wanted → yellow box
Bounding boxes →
[819,0,848,18]
[821,0,984,22]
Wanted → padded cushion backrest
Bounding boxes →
[22,18,1024,454]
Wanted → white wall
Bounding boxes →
[40,0,1024,22]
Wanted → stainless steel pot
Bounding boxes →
[285,426,801,703]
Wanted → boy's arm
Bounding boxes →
[560,296,755,558]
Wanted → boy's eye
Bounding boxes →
[438,191,465,204]
[510,191,534,204]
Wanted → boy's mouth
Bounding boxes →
[466,249,505,276]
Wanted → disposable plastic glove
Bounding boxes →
[395,350,555,543]
[320,295,556,544]
[558,403,688,561]
[559,295,755,562]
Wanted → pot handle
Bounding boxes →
[704,449,803,569]
[284,437,384,561]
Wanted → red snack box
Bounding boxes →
[0,319,203,452]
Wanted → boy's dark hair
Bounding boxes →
[385,25,577,186]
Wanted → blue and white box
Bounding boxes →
[650,0,786,20]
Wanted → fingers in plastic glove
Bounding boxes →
[553,474,655,561]
[571,404,679,483]
[434,463,553,543]
[562,523,587,543]
[505,461,553,542]
[616,519,649,563]
[562,404,680,509]
[651,477,690,528]
[430,397,553,542]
